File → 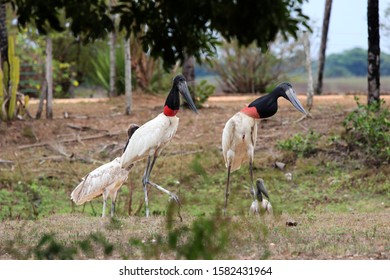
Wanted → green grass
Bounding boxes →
[1,144,389,221]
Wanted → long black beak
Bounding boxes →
[256,179,269,201]
[178,81,198,114]
[285,87,307,115]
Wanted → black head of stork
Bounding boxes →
[163,75,198,116]
[123,124,140,153]
[241,82,307,119]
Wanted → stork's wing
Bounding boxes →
[70,158,129,205]
[222,116,236,166]
[121,113,178,168]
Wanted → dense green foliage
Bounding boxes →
[86,42,127,94]
[343,97,390,164]
[15,31,88,98]
[8,0,310,69]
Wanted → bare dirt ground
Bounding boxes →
[5,94,388,151]
[1,93,389,259]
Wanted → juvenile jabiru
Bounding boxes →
[71,124,139,217]
[249,179,273,214]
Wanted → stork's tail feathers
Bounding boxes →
[70,177,90,205]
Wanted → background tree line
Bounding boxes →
[322,48,390,78]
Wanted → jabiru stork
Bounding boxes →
[221,82,307,215]
[249,179,273,214]
[120,75,198,217]
[70,124,139,217]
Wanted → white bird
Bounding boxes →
[249,199,273,215]
[249,179,273,214]
[222,83,307,215]
[120,75,198,217]
[70,124,139,217]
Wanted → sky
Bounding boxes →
[302,0,390,55]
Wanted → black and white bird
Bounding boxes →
[249,179,273,214]
[221,82,307,215]
[70,124,139,217]
[120,75,198,217]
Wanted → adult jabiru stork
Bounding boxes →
[70,124,139,217]
[120,75,198,217]
[221,82,307,215]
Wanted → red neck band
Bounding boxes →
[163,105,179,116]
[240,106,260,118]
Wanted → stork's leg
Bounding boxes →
[223,163,232,216]
[143,154,182,219]
[249,160,258,201]
[110,201,115,218]
[142,156,153,217]
[102,191,108,218]
[145,154,179,201]
[102,200,106,218]
[110,191,118,218]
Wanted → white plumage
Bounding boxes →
[249,199,273,215]
[70,157,130,217]
[221,83,307,215]
[71,123,139,218]
[119,75,198,218]
[121,113,179,168]
[222,112,258,172]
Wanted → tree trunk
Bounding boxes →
[124,37,132,115]
[0,3,8,69]
[45,36,53,119]
[315,0,333,95]
[108,0,116,97]
[35,80,47,119]
[367,0,380,105]
[109,31,116,97]
[182,54,196,105]
[303,31,314,111]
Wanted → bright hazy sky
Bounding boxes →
[302,0,390,54]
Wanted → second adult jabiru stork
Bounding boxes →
[221,82,307,215]
[120,75,198,217]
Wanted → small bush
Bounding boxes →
[343,97,390,164]
[194,80,215,108]
[276,131,321,157]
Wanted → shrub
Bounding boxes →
[194,80,215,108]
[211,37,304,93]
[343,97,390,164]
[277,131,321,157]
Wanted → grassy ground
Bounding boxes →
[0,93,389,259]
